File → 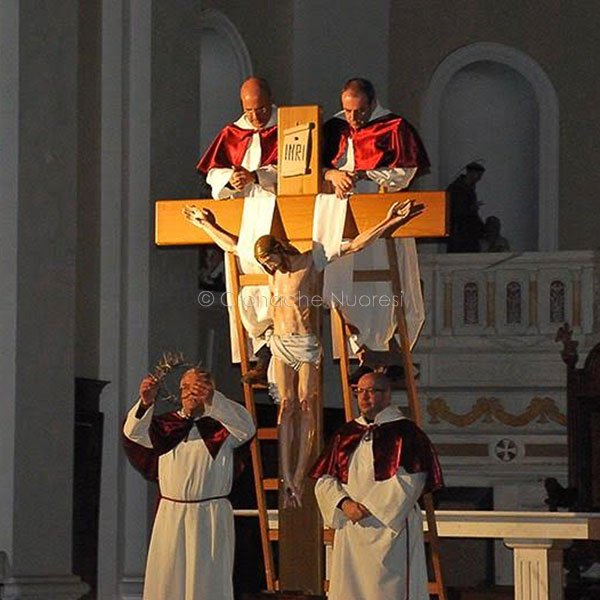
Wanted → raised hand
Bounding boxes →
[139,375,160,408]
[386,199,413,222]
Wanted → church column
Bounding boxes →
[0,0,88,597]
[97,1,203,598]
[504,539,567,600]
[0,0,20,584]
[96,1,153,598]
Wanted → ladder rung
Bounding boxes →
[263,478,279,491]
[428,582,444,594]
[257,427,278,440]
[249,382,268,390]
[239,273,269,286]
[353,269,391,282]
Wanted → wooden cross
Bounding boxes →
[155,105,447,595]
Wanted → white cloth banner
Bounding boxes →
[224,190,276,362]
[311,193,348,271]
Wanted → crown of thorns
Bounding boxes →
[150,351,205,405]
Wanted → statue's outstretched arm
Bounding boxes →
[183,205,238,254]
[339,199,421,257]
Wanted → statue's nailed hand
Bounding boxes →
[387,199,425,224]
[387,199,413,221]
[183,205,215,228]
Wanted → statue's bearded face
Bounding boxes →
[341,91,374,130]
[257,250,284,274]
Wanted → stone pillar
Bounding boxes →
[0,0,88,597]
[504,539,566,600]
[96,1,204,598]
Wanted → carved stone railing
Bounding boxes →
[405,251,599,578]
[417,251,597,339]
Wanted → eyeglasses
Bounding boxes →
[351,386,385,396]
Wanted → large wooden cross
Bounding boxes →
[155,105,447,596]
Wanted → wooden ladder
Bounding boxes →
[330,238,447,600]
[226,252,278,592]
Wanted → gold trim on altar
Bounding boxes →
[427,396,566,427]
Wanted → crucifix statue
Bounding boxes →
[183,199,420,507]
[155,97,446,594]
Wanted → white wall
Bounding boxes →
[292,0,390,115]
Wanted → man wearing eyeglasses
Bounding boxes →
[196,76,277,200]
[310,372,443,600]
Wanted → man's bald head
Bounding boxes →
[240,77,273,129]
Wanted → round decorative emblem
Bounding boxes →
[494,438,518,462]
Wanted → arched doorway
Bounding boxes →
[422,43,559,251]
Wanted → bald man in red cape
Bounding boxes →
[310,372,442,600]
[196,77,277,199]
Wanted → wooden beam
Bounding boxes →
[155,191,447,246]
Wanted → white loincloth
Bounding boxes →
[268,332,322,370]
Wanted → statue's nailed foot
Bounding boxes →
[292,474,306,502]
[282,481,302,509]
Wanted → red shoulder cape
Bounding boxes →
[196,123,278,174]
[122,411,232,482]
[323,113,430,172]
[309,417,443,494]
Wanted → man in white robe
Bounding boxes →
[322,77,430,363]
[123,367,255,600]
[196,77,277,200]
[310,372,443,600]
[196,76,278,383]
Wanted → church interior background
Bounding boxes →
[2,1,600,598]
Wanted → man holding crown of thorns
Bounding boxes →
[122,361,255,600]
